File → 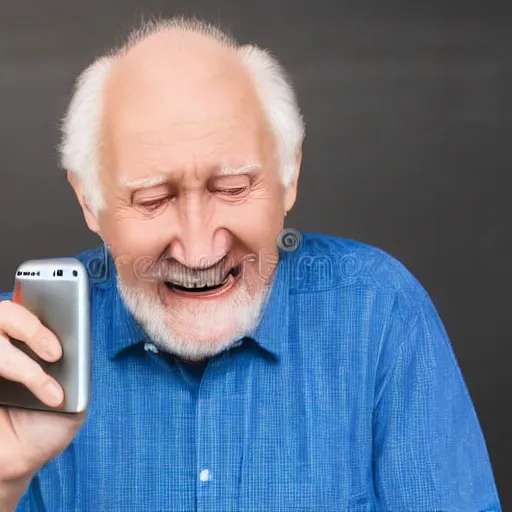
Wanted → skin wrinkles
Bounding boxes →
[121,162,261,192]
[114,126,261,197]
[114,115,247,147]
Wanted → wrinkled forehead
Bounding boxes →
[100,43,271,180]
[102,104,271,184]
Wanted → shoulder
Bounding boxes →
[291,231,431,319]
[293,232,446,365]
[290,233,432,331]
[74,245,111,283]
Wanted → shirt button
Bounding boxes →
[199,469,211,482]
[144,342,159,354]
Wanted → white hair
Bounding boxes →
[59,16,305,216]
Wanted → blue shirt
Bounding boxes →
[3,232,501,511]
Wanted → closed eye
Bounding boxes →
[137,197,169,211]
[218,187,247,196]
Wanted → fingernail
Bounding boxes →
[44,380,63,406]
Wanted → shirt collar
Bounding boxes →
[244,249,291,360]
[107,286,149,360]
[104,247,292,361]
[101,248,148,359]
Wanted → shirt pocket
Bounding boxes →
[280,463,375,512]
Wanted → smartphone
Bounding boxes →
[0,258,91,413]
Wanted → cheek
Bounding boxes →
[102,210,172,263]
[220,196,285,250]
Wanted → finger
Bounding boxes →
[0,334,64,408]
[0,300,62,362]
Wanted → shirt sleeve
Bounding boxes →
[372,290,502,511]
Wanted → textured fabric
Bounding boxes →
[2,231,500,511]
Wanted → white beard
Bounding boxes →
[116,275,270,361]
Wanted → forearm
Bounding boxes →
[0,476,32,512]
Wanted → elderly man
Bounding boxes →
[0,16,501,512]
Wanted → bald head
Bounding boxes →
[99,27,270,199]
[109,26,247,97]
[103,27,264,145]
[117,25,237,74]
[60,17,305,216]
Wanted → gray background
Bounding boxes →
[1,0,511,507]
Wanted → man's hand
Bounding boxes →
[0,299,86,509]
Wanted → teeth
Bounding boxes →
[164,264,233,289]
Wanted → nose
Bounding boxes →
[167,201,232,269]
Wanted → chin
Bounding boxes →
[116,270,270,361]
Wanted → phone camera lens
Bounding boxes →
[57,270,63,277]
[72,270,78,277]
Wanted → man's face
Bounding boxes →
[77,36,299,360]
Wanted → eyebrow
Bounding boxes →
[119,162,262,191]
[120,174,168,191]
[218,162,262,176]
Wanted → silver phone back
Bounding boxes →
[0,258,91,413]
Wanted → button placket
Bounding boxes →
[195,355,227,510]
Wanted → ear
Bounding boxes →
[284,144,302,213]
[67,171,101,235]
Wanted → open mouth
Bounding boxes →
[164,265,241,294]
